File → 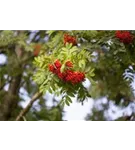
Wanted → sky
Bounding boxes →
[19,81,135,121]
[19,87,94,120]
[44,91,94,120]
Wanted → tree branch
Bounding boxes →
[15,92,42,121]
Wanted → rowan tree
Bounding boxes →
[0,30,135,121]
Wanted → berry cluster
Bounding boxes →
[64,34,77,46]
[65,70,85,84]
[33,44,41,56]
[48,60,85,84]
[115,31,133,44]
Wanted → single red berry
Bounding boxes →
[57,72,65,80]
[48,64,55,73]
[54,68,61,75]
[54,60,62,68]
[65,61,73,68]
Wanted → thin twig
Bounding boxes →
[0,78,12,91]
[23,116,27,121]
[0,82,6,91]
[15,92,42,121]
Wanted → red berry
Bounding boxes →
[57,72,65,80]
[65,61,73,68]
[54,60,62,68]
[115,31,133,44]
[48,64,55,73]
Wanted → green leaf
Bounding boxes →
[68,92,75,97]
[62,47,68,52]
[85,66,91,73]
[113,50,118,55]
[69,46,78,54]
[65,99,70,106]
[48,87,53,93]
[78,59,85,69]
[60,64,65,73]
[51,82,56,91]
[66,43,72,49]
[59,99,65,108]
[42,77,49,85]
[88,78,96,85]
[46,30,56,36]
[55,90,60,96]
[53,75,60,82]
[66,96,72,103]
[61,102,65,108]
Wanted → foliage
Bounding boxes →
[1,30,135,121]
[0,30,64,121]
[33,36,95,105]
[33,31,135,107]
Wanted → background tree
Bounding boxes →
[0,30,64,121]
[0,30,135,121]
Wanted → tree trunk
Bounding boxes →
[0,75,22,120]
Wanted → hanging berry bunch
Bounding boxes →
[115,31,134,44]
[48,60,85,84]
[33,31,95,106]
[63,33,77,46]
